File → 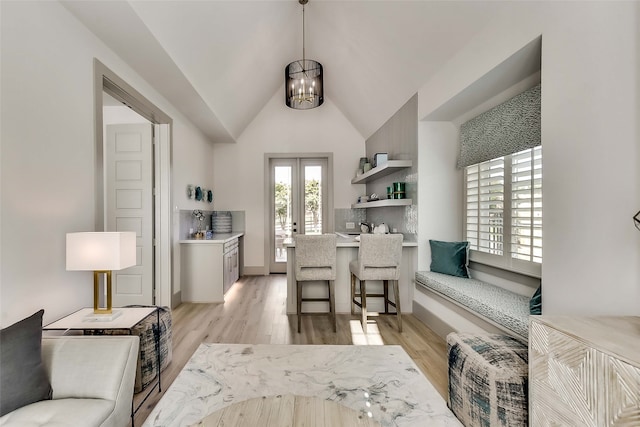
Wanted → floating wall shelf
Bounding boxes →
[351,199,412,209]
[351,160,413,184]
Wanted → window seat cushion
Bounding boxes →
[415,271,529,341]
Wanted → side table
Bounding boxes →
[44,307,161,427]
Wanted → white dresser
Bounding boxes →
[529,316,640,426]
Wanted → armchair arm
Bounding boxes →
[41,336,139,402]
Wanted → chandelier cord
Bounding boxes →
[302,3,306,64]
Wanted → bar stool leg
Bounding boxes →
[329,280,336,332]
[350,273,356,315]
[297,281,303,333]
[361,280,367,334]
[393,280,402,332]
[383,280,389,313]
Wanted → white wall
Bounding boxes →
[417,121,462,274]
[415,121,462,322]
[0,1,214,327]
[171,119,215,296]
[212,91,365,272]
[418,1,640,315]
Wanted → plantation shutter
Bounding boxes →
[465,158,505,256]
[511,146,542,263]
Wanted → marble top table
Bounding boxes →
[143,344,462,427]
[192,394,381,426]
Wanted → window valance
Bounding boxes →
[457,83,541,168]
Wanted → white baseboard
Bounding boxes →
[242,266,269,276]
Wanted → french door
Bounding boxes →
[269,157,328,273]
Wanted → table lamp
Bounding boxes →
[66,232,136,319]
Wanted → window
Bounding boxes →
[464,146,542,276]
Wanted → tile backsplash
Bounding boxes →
[334,208,367,233]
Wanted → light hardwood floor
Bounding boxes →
[132,274,448,426]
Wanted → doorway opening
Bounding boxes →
[93,59,173,307]
[265,154,333,274]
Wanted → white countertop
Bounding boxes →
[285,232,417,248]
[179,232,244,244]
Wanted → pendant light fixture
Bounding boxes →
[285,0,323,109]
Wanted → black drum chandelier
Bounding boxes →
[285,0,323,110]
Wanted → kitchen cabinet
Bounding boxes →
[351,159,412,208]
[529,316,640,426]
[223,238,239,295]
[180,233,243,303]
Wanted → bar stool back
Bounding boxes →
[294,234,337,333]
[350,234,403,334]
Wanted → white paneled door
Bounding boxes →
[106,124,154,306]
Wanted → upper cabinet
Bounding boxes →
[350,160,413,184]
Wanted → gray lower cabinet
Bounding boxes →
[181,242,224,303]
[223,238,239,295]
[529,316,640,427]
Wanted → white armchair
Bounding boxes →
[0,336,139,427]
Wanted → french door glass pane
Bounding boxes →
[304,165,322,235]
[274,166,292,263]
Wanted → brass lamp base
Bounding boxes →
[82,270,122,322]
[94,270,113,314]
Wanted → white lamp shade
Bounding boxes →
[66,232,137,271]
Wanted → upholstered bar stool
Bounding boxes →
[294,234,337,333]
[350,234,403,334]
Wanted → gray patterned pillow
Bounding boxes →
[0,309,52,416]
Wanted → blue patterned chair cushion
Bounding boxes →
[415,271,529,340]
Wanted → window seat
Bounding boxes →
[415,271,529,342]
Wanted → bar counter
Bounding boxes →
[285,234,417,315]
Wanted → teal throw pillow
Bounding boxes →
[530,286,542,315]
[429,240,469,278]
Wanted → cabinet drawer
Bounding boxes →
[530,321,599,426]
[530,318,640,427]
[602,354,640,425]
[223,238,238,253]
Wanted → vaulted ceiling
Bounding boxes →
[61,1,505,143]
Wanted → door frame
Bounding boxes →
[93,59,173,307]
[263,153,334,275]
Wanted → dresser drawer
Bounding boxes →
[529,317,640,427]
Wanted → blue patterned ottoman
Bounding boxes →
[84,306,173,393]
[447,333,528,427]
